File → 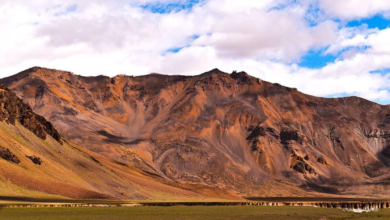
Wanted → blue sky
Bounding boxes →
[297,49,338,69]
[297,14,390,70]
[2,0,390,104]
[347,15,390,30]
[140,0,203,14]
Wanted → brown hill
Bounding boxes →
[0,80,233,201]
[3,66,390,198]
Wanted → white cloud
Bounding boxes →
[325,26,378,55]
[193,7,338,61]
[319,0,390,20]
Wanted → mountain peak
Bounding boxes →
[201,68,227,76]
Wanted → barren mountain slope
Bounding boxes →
[3,67,390,197]
[0,83,225,201]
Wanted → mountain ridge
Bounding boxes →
[3,66,390,198]
[4,66,382,106]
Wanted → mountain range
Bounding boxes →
[2,66,390,199]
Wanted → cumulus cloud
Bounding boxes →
[1,0,390,103]
[319,0,390,20]
[193,8,338,61]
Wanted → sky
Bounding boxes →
[1,0,390,104]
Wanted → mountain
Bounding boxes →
[3,66,390,198]
[0,81,231,201]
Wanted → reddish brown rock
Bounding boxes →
[317,156,328,165]
[0,83,60,142]
[0,146,20,164]
[280,128,299,143]
[26,155,42,165]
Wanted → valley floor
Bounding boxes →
[1,206,390,220]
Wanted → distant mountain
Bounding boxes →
[0,80,220,200]
[3,66,390,198]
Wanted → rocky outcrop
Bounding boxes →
[317,156,328,165]
[0,84,60,142]
[364,129,390,138]
[280,128,299,143]
[0,146,20,164]
[230,71,254,85]
[292,161,315,174]
[290,150,316,175]
[329,127,344,150]
[26,155,42,165]
[246,126,278,140]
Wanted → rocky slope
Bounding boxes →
[0,81,225,200]
[0,84,60,141]
[3,67,390,198]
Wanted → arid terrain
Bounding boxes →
[2,67,390,200]
[0,82,230,201]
